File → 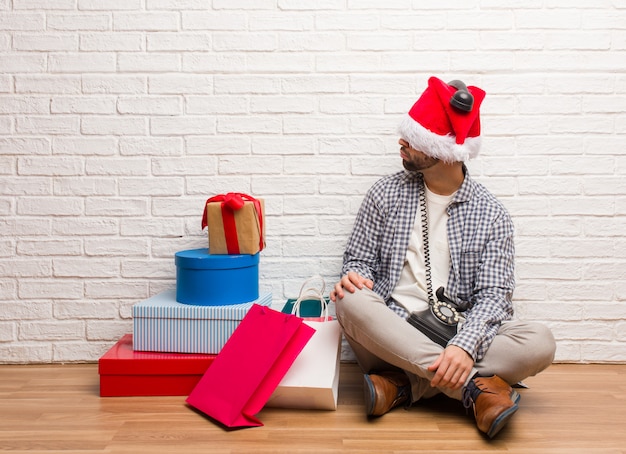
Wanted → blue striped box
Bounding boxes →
[132,289,272,354]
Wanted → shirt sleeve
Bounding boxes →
[448,213,515,361]
[341,183,384,281]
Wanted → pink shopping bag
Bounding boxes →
[186,304,315,427]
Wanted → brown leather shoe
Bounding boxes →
[463,375,520,438]
[363,371,410,417]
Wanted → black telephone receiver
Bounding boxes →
[448,79,474,112]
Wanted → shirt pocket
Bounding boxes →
[457,250,481,300]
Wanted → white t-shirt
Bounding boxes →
[390,185,454,314]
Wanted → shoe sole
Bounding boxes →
[363,374,376,416]
[485,390,521,439]
[486,401,519,438]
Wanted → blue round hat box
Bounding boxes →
[175,248,259,306]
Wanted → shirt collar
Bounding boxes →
[451,164,474,204]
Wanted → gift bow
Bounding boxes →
[202,193,264,254]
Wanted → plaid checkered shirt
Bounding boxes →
[341,168,515,361]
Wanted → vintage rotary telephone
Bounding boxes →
[407,286,467,347]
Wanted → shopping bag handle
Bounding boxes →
[290,275,331,321]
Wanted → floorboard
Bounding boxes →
[0,362,624,453]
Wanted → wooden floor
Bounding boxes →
[0,362,625,454]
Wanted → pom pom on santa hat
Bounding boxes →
[397,76,486,163]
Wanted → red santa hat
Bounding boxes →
[397,76,486,163]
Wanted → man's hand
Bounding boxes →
[329,271,374,302]
[427,345,474,391]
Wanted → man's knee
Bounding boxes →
[335,287,384,325]
[335,287,367,321]
[531,322,556,366]
[510,321,556,372]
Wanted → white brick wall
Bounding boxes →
[1,2,625,363]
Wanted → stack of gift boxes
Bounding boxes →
[99,194,269,397]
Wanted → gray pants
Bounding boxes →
[336,287,556,403]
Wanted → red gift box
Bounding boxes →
[98,334,216,397]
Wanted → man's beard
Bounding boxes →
[402,154,439,172]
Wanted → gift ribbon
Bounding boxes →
[202,193,264,254]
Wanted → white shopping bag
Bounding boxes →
[265,276,342,410]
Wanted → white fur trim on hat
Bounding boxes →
[397,113,481,163]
